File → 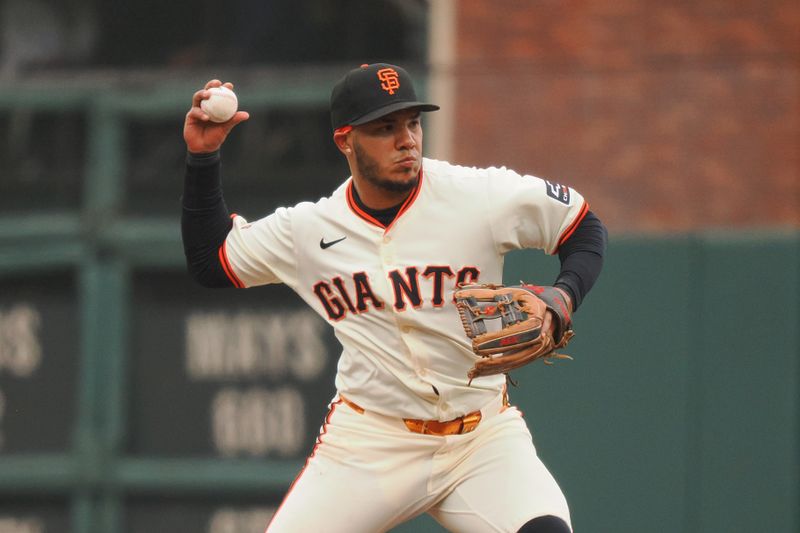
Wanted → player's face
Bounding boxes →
[352,109,423,194]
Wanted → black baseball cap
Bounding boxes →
[330,63,439,131]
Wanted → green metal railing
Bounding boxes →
[0,77,331,533]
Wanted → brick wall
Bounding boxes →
[450,0,799,232]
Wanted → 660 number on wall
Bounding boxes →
[211,386,305,457]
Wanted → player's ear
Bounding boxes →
[333,126,353,155]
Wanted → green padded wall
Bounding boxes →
[395,233,799,532]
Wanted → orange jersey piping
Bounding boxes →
[555,201,590,253]
[345,171,424,232]
[265,399,342,532]
[218,240,245,288]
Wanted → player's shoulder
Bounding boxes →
[284,179,349,219]
[232,180,347,238]
[312,179,349,208]
[422,157,492,184]
[424,157,481,177]
[423,158,526,189]
[424,157,524,177]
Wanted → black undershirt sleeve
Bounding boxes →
[553,211,608,311]
[181,151,236,288]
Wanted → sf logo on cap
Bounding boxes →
[377,68,400,95]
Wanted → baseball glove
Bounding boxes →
[454,283,575,381]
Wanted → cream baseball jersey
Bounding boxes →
[222,158,588,421]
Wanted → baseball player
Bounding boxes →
[182,64,607,533]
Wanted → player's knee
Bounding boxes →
[516,515,571,533]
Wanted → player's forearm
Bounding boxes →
[554,211,607,311]
[181,151,235,288]
[183,151,223,207]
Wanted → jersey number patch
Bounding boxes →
[545,181,570,205]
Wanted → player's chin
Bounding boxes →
[395,168,420,185]
[380,173,419,193]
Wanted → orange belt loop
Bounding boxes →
[339,394,365,414]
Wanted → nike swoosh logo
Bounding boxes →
[320,236,347,249]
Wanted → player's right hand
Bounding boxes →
[183,80,250,154]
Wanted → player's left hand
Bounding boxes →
[183,80,250,154]
[454,283,575,381]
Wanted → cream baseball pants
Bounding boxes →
[266,391,572,533]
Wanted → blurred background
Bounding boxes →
[0,0,796,532]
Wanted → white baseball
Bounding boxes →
[201,86,238,123]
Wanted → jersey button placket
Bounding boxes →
[437,400,454,421]
[379,237,395,266]
[380,231,426,384]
